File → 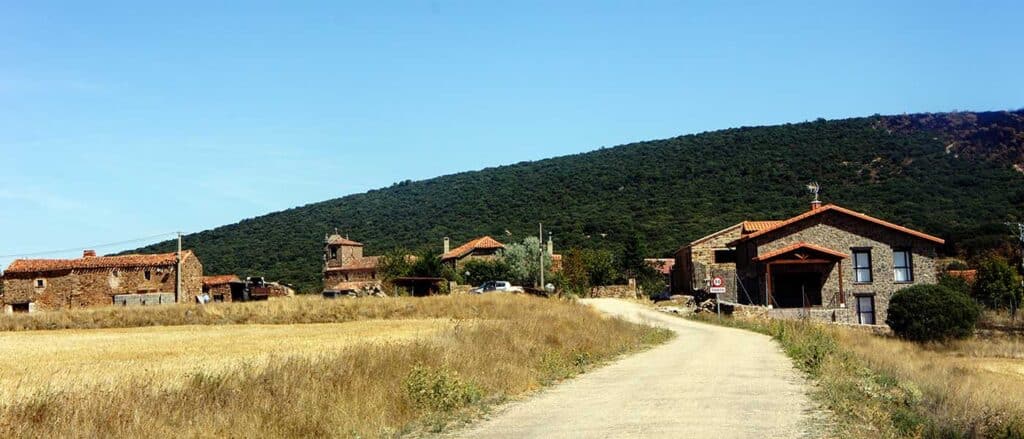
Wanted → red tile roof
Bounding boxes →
[5,251,194,274]
[741,220,785,234]
[203,274,241,286]
[753,242,849,262]
[946,269,977,284]
[441,236,505,261]
[644,258,675,275]
[326,235,364,246]
[733,204,945,245]
[324,256,380,272]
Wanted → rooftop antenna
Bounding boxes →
[806,181,821,203]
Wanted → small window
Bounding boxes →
[330,248,338,259]
[713,249,736,264]
[852,249,872,283]
[893,249,913,282]
[144,270,152,281]
[35,279,45,288]
[12,303,31,313]
[857,295,876,325]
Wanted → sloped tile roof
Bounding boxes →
[753,242,849,262]
[644,258,675,275]
[946,269,977,283]
[326,235,364,246]
[441,236,505,261]
[203,274,241,286]
[5,251,194,274]
[732,204,945,245]
[741,220,785,234]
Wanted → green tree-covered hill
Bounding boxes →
[134,111,1024,292]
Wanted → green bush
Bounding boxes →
[404,366,481,413]
[886,285,980,342]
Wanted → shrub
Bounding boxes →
[886,285,980,342]
[404,365,482,413]
[973,257,1022,310]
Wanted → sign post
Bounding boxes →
[709,276,726,317]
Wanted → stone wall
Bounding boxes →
[1,255,203,311]
[736,210,939,323]
[590,285,637,299]
[323,269,378,290]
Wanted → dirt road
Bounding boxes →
[453,299,822,438]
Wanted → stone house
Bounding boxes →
[1,250,203,313]
[440,236,506,268]
[732,202,943,324]
[322,233,382,294]
[671,220,781,299]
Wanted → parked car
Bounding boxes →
[470,281,524,294]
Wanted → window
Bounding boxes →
[144,270,152,281]
[893,249,913,282]
[330,248,338,259]
[857,295,876,325]
[852,249,872,283]
[713,249,736,264]
[35,279,45,288]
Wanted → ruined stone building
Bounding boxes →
[672,200,943,325]
[1,250,203,313]
[202,274,241,302]
[322,233,381,294]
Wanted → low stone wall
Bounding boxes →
[590,285,637,299]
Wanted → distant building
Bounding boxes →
[644,258,675,278]
[672,200,944,325]
[441,236,506,268]
[202,274,241,302]
[1,249,203,313]
[322,233,381,294]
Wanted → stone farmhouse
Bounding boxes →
[322,233,383,294]
[1,250,203,313]
[202,274,241,302]
[672,200,944,325]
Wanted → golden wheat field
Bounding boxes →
[0,294,671,438]
[0,319,452,402]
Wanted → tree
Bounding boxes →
[886,284,980,342]
[377,248,412,281]
[462,259,512,286]
[583,249,619,286]
[409,250,443,278]
[974,257,1022,310]
[560,248,589,297]
[504,236,551,287]
[620,234,646,279]
[938,272,971,298]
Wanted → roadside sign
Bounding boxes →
[709,276,726,294]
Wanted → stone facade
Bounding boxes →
[322,233,382,292]
[672,224,744,301]
[735,207,940,324]
[1,251,203,313]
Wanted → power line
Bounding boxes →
[0,232,180,259]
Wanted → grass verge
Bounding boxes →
[0,294,672,438]
[690,314,1024,438]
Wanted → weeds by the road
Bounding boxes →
[690,314,1024,438]
[0,295,673,438]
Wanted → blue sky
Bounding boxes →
[1,1,1022,266]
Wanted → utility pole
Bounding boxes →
[538,223,544,289]
[176,231,182,303]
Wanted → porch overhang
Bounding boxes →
[753,242,848,263]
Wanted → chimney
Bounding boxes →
[810,200,822,211]
[443,237,450,254]
[547,235,554,256]
[83,249,96,258]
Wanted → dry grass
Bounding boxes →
[692,314,1024,438]
[839,331,1024,437]
[0,294,672,438]
[0,319,450,402]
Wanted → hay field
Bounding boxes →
[0,294,672,438]
[0,319,451,402]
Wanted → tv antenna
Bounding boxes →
[806,182,821,202]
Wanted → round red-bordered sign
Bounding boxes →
[711,276,724,287]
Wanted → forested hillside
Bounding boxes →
[134,111,1024,292]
